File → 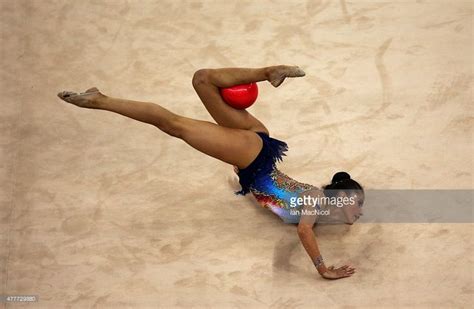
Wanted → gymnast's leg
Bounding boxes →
[192,65,305,134]
[57,88,263,169]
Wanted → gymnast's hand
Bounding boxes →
[321,265,356,280]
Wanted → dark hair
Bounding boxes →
[323,171,364,198]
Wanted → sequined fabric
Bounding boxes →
[250,168,314,223]
[236,132,314,223]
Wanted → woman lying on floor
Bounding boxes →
[58,65,364,280]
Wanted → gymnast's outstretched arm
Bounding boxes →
[297,188,356,280]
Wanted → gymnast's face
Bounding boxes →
[341,191,364,225]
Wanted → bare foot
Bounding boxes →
[57,87,105,108]
[267,65,306,87]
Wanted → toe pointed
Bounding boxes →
[294,67,306,76]
[58,91,68,99]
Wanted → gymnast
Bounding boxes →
[58,65,364,280]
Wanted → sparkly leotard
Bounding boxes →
[236,132,315,224]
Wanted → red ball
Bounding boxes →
[220,83,258,110]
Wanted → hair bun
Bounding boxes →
[331,171,351,184]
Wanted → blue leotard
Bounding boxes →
[236,132,315,223]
